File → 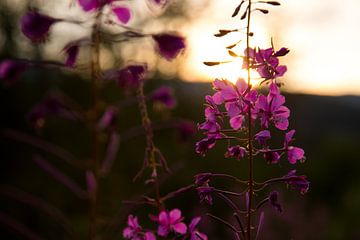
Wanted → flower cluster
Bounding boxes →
[123,209,207,240]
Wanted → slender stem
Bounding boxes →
[136,79,164,211]
[88,10,102,240]
[246,1,253,239]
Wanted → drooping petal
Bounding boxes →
[255,130,271,146]
[275,65,287,78]
[112,7,131,24]
[284,129,296,147]
[21,11,59,42]
[152,33,185,60]
[158,211,169,225]
[157,224,170,237]
[189,217,201,231]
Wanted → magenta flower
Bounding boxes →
[195,137,216,156]
[112,7,131,24]
[284,130,305,164]
[225,145,246,159]
[212,78,257,130]
[0,59,28,85]
[284,170,310,194]
[264,151,280,164]
[150,86,176,108]
[152,33,185,60]
[77,0,111,11]
[155,209,187,237]
[21,12,60,42]
[255,130,271,146]
[255,82,290,130]
[123,215,156,240]
[188,217,208,240]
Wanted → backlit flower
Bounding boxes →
[152,33,185,60]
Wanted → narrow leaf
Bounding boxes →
[100,132,120,176]
[261,1,281,6]
[203,61,232,66]
[240,8,248,20]
[228,50,239,57]
[257,8,269,14]
[232,1,245,17]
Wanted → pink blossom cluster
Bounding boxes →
[196,46,305,167]
[123,209,207,240]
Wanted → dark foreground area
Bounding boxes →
[1,73,360,239]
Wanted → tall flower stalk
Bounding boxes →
[196,0,309,239]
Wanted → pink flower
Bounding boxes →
[77,0,113,12]
[284,170,310,194]
[123,215,156,240]
[284,130,305,164]
[152,33,185,60]
[21,11,60,42]
[150,86,176,108]
[188,217,208,240]
[155,209,187,237]
[255,82,290,130]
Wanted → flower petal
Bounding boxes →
[112,7,131,24]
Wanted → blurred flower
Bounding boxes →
[112,7,131,24]
[188,217,208,240]
[0,59,28,85]
[225,145,246,159]
[153,209,187,237]
[21,11,60,42]
[152,33,185,60]
[284,170,310,194]
[176,121,196,142]
[150,86,176,108]
[269,191,282,213]
[105,64,147,89]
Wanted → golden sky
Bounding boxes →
[3,0,360,96]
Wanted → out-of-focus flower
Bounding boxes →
[188,217,208,240]
[152,33,185,61]
[150,86,176,108]
[0,59,28,85]
[112,7,131,24]
[105,64,147,89]
[176,121,196,142]
[269,191,282,213]
[284,130,305,164]
[153,209,187,237]
[21,11,60,42]
[284,170,310,194]
[264,151,280,164]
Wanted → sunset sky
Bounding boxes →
[2,0,360,96]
